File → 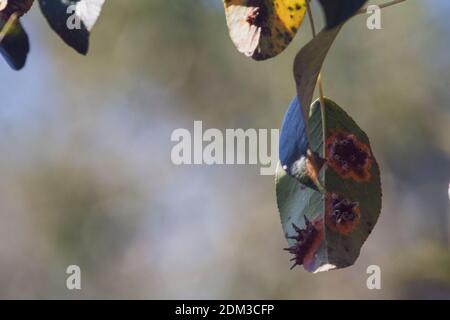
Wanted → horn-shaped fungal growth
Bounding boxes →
[284,217,321,270]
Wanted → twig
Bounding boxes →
[306,0,317,37]
[357,0,407,15]
[0,12,18,44]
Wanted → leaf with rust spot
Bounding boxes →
[276,98,382,272]
[223,0,307,60]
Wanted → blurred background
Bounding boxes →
[0,0,449,299]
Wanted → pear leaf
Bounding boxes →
[276,97,382,272]
[38,0,105,54]
[293,25,341,139]
[223,0,307,60]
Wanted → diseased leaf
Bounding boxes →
[38,0,104,54]
[318,0,368,28]
[276,97,382,272]
[0,20,29,70]
[276,164,327,272]
[223,0,307,60]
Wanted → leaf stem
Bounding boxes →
[306,0,317,37]
[306,1,326,159]
[305,1,325,106]
[0,12,18,44]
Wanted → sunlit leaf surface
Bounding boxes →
[223,0,307,60]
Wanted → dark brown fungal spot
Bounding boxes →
[331,195,358,224]
[245,0,267,28]
[326,192,360,235]
[326,130,373,182]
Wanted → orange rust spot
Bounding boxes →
[325,192,360,235]
[326,130,373,183]
[305,149,325,188]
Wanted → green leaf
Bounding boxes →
[276,97,382,272]
[38,0,104,54]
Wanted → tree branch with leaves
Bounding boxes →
[0,0,105,70]
[223,0,407,272]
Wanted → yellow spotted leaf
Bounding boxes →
[223,0,307,60]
